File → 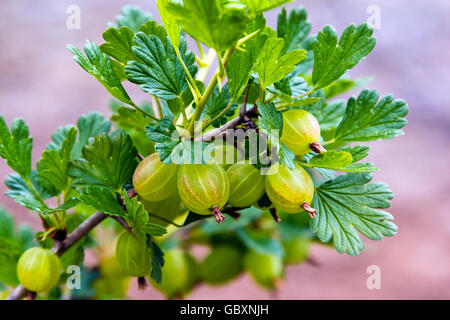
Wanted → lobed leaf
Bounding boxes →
[311,173,397,256]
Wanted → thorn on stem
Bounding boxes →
[269,208,281,223]
[302,202,317,219]
[137,277,148,290]
[211,207,226,224]
[310,141,326,154]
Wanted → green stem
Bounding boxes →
[291,89,315,100]
[155,96,163,119]
[175,47,201,101]
[188,47,235,135]
[130,102,158,121]
[202,100,234,130]
[147,213,183,228]
[195,39,205,60]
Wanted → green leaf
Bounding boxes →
[234,0,293,15]
[68,41,134,105]
[340,145,370,163]
[37,127,77,192]
[165,0,248,51]
[333,89,409,143]
[69,132,138,191]
[5,173,48,213]
[226,15,267,101]
[254,28,306,89]
[146,117,180,163]
[311,173,397,256]
[312,23,376,90]
[0,207,14,239]
[277,6,311,54]
[311,99,347,131]
[122,191,167,237]
[74,186,125,217]
[150,241,164,284]
[203,83,237,128]
[47,125,76,151]
[75,112,111,159]
[258,102,295,170]
[125,32,197,100]
[305,150,353,170]
[110,5,152,33]
[157,0,180,48]
[100,27,136,64]
[0,237,22,286]
[0,117,33,178]
[110,106,155,156]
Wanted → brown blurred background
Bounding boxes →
[0,0,449,299]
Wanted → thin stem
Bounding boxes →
[195,39,204,60]
[148,212,184,228]
[155,96,163,119]
[291,89,315,101]
[131,102,159,121]
[175,47,201,101]
[196,49,216,82]
[188,47,236,135]
[202,100,234,130]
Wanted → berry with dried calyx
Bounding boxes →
[281,109,325,155]
[265,164,316,217]
[177,163,230,223]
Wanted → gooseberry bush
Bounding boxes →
[0,1,408,300]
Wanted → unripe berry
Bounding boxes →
[227,164,265,208]
[115,231,151,277]
[282,236,310,264]
[199,245,244,285]
[152,248,190,299]
[265,164,316,216]
[281,109,324,155]
[177,163,230,223]
[17,247,61,293]
[244,250,283,289]
[133,153,178,201]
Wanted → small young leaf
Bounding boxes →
[0,117,33,178]
[312,23,376,90]
[254,28,306,89]
[146,117,181,163]
[277,6,311,54]
[333,89,409,143]
[311,173,397,256]
[100,26,136,64]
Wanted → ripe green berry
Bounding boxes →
[199,245,244,285]
[177,163,230,223]
[17,247,61,293]
[115,231,151,277]
[244,250,283,289]
[282,236,310,264]
[265,164,316,217]
[152,248,190,299]
[227,164,265,208]
[281,109,325,155]
[133,153,178,201]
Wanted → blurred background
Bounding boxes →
[0,0,449,299]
